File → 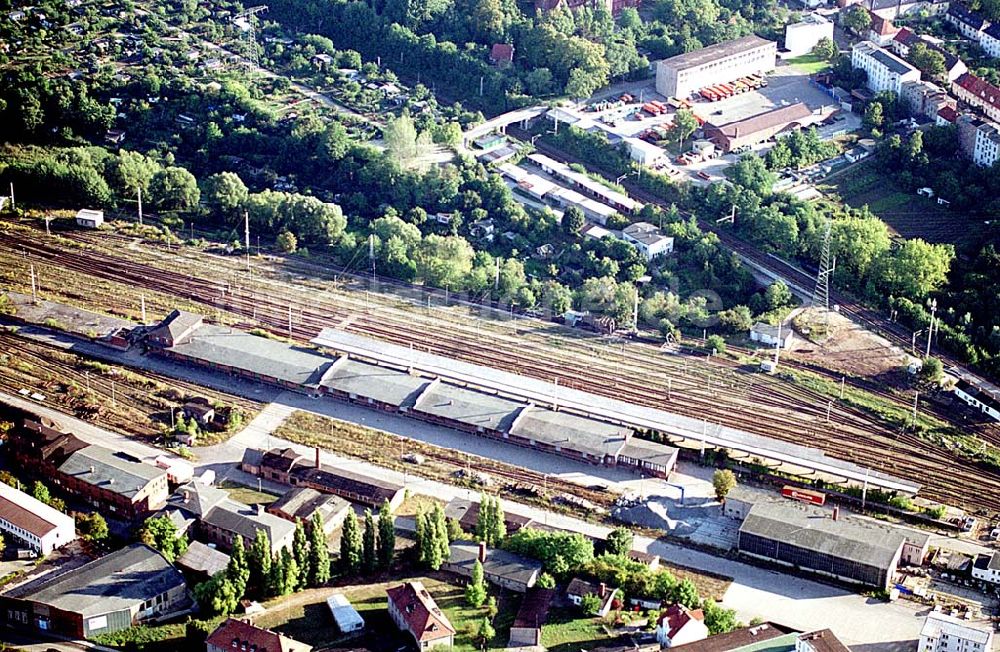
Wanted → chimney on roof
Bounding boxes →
[832,505,840,521]
[478,541,487,563]
[315,446,320,469]
[256,504,264,516]
[599,582,607,598]
[89,465,95,474]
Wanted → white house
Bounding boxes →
[750,322,794,349]
[624,137,666,167]
[982,23,1000,58]
[851,41,921,95]
[622,222,674,261]
[656,604,709,647]
[973,552,1000,584]
[0,481,77,555]
[75,208,105,228]
[784,14,835,57]
[973,121,1000,167]
[327,593,365,633]
[566,578,619,617]
[945,3,990,42]
[919,612,994,652]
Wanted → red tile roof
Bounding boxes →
[955,73,1000,111]
[659,604,705,639]
[938,106,959,122]
[894,27,917,45]
[490,43,514,63]
[870,11,899,36]
[387,581,456,643]
[206,618,312,652]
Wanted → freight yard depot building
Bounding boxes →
[656,35,777,100]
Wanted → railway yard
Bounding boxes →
[1,217,999,519]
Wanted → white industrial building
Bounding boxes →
[750,322,794,349]
[74,208,104,229]
[784,14,834,58]
[973,121,1000,167]
[622,222,674,260]
[972,552,1000,584]
[918,612,994,652]
[624,137,666,166]
[656,35,777,99]
[851,41,920,94]
[0,481,77,555]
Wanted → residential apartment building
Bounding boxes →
[852,41,921,94]
[973,121,1000,166]
[892,29,968,82]
[953,73,1000,123]
[918,612,994,652]
[0,481,76,555]
[9,421,169,521]
[656,35,776,99]
[972,551,1000,583]
[386,582,456,650]
[946,3,990,41]
[982,23,1000,58]
[900,80,957,121]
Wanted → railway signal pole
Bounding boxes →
[29,264,37,303]
[925,298,938,359]
[244,211,251,275]
[137,185,143,226]
[9,183,14,211]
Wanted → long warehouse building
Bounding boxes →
[656,35,777,100]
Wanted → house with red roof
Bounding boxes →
[205,618,313,652]
[937,105,960,125]
[386,581,456,650]
[656,604,709,648]
[867,11,900,45]
[952,72,1000,123]
[490,44,514,67]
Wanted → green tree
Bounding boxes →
[712,469,737,501]
[248,530,272,597]
[276,230,298,254]
[536,572,556,588]
[193,572,240,616]
[31,481,51,505]
[292,520,311,590]
[672,579,700,609]
[921,357,943,381]
[671,109,699,151]
[842,5,872,34]
[377,499,396,570]
[706,334,726,355]
[566,67,602,100]
[863,101,885,132]
[309,512,331,586]
[717,306,753,333]
[203,171,248,218]
[151,166,200,211]
[279,547,299,595]
[475,617,496,649]
[729,154,775,197]
[340,509,363,573]
[812,36,837,61]
[108,149,160,196]
[321,122,351,162]
[138,515,189,562]
[75,512,108,540]
[605,527,634,557]
[362,509,377,573]
[465,559,488,607]
[563,206,586,234]
[702,599,739,634]
[875,239,954,300]
[476,494,506,547]
[226,534,250,598]
[384,112,426,165]
[764,280,793,311]
[580,593,603,614]
[910,42,946,80]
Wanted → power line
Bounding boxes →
[232,5,268,83]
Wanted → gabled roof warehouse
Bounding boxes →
[163,324,333,389]
[415,382,525,432]
[510,406,631,461]
[738,501,908,589]
[1,544,189,638]
[58,446,166,500]
[320,357,430,406]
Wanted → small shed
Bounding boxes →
[182,401,216,425]
[327,593,365,633]
[749,322,793,349]
[75,209,104,228]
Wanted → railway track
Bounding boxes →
[2,226,1000,514]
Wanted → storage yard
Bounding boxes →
[1,221,1000,518]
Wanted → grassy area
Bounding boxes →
[218,480,281,506]
[253,573,519,652]
[541,607,612,652]
[787,53,833,74]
